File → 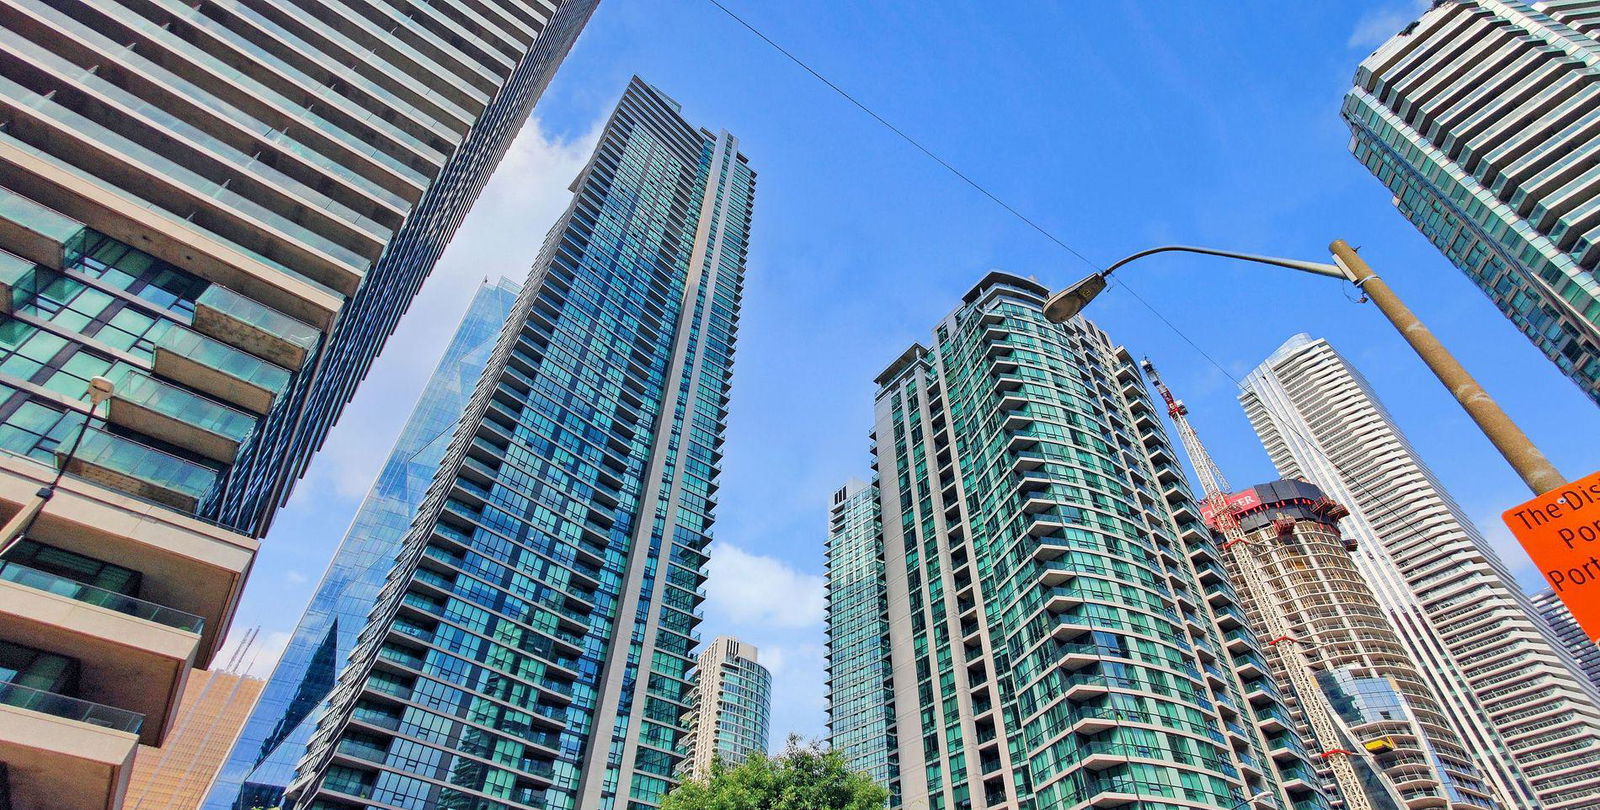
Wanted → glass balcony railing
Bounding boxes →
[153,326,292,394]
[64,426,218,507]
[0,561,203,633]
[0,678,143,734]
[195,284,321,352]
[0,182,88,263]
[113,371,255,441]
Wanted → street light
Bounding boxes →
[1229,791,1273,810]
[1043,240,1566,496]
[0,376,115,556]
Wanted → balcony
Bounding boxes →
[152,326,290,415]
[0,567,197,744]
[106,373,254,463]
[0,452,256,668]
[0,681,140,810]
[192,283,320,370]
[56,427,217,513]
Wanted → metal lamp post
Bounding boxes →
[1043,240,1565,496]
[0,375,115,556]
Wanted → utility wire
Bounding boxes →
[701,0,1514,600]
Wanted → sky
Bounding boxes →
[222,0,1600,749]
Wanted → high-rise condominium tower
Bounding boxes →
[1216,480,1497,810]
[286,78,754,810]
[825,478,900,803]
[1240,333,1600,810]
[1531,589,1600,692]
[678,637,772,780]
[0,3,591,808]
[125,669,266,810]
[204,279,519,810]
[1344,0,1600,403]
[861,272,1328,810]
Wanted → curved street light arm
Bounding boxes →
[1103,245,1349,281]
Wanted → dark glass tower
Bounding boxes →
[286,78,754,810]
[0,4,591,808]
[204,279,519,810]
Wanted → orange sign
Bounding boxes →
[1503,470,1600,643]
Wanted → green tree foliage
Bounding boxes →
[662,736,889,810]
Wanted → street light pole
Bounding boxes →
[0,376,116,557]
[1042,241,1566,496]
[1326,240,1564,494]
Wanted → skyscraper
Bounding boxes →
[678,637,772,781]
[1240,333,1600,810]
[285,78,754,810]
[824,478,900,803]
[1344,0,1600,404]
[0,3,591,808]
[1215,480,1496,810]
[860,272,1328,810]
[125,669,267,810]
[1531,589,1600,693]
[203,279,519,810]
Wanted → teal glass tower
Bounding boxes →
[285,78,754,810]
[1345,0,1600,404]
[856,273,1327,810]
[203,278,519,810]
[825,478,901,803]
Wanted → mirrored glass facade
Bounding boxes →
[863,273,1327,810]
[285,78,754,810]
[1345,0,1600,404]
[203,279,519,810]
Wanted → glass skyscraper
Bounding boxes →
[824,478,900,803]
[285,77,754,810]
[0,4,591,808]
[204,279,519,810]
[846,272,1328,810]
[1344,0,1600,404]
[678,636,772,780]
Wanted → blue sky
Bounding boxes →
[227,1,1600,749]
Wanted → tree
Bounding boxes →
[662,735,889,810]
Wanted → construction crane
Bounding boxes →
[1140,358,1376,810]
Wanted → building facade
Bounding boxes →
[125,669,266,810]
[865,272,1328,810]
[824,478,901,803]
[285,78,754,810]
[0,3,591,808]
[1219,480,1497,810]
[678,637,772,780]
[1240,333,1600,810]
[1531,589,1600,693]
[1344,0,1600,404]
[203,279,519,810]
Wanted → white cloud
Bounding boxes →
[704,544,826,630]
[286,569,309,585]
[1348,1,1429,50]
[215,630,293,679]
[758,642,829,745]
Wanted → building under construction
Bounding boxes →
[1143,361,1498,810]
[1216,480,1497,810]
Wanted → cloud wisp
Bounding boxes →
[704,543,827,630]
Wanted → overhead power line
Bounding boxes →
[701,0,1496,598]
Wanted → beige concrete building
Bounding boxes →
[0,1,596,809]
[124,669,265,810]
[679,637,772,780]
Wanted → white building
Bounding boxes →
[1239,333,1600,810]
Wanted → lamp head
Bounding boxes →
[1042,272,1108,323]
[87,376,114,407]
